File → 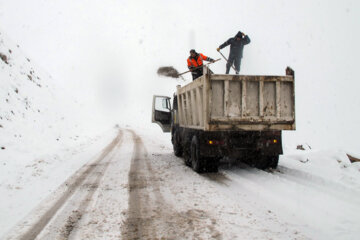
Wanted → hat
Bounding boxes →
[235,31,243,38]
[190,49,196,54]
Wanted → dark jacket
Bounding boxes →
[219,31,251,58]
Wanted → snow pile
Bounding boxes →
[282,149,360,186]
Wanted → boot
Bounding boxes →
[225,66,230,74]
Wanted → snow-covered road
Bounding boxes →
[3,128,360,240]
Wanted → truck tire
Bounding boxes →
[255,155,279,170]
[253,154,269,170]
[172,130,183,157]
[183,141,192,167]
[268,155,279,169]
[184,151,192,167]
[191,135,203,173]
[205,158,219,172]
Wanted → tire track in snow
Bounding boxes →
[58,131,124,239]
[121,130,222,239]
[65,130,132,239]
[11,130,123,240]
[121,130,155,239]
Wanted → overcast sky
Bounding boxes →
[0,0,359,154]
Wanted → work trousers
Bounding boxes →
[226,53,242,74]
[191,68,203,80]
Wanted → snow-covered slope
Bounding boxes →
[1,31,67,155]
[0,30,104,163]
[0,30,114,159]
[0,31,116,236]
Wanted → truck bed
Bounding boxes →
[176,67,295,131]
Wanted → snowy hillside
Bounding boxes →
[1,31,67,156]
[0,30,109,162]
[0,31,117,235]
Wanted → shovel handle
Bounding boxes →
[218,50,237,72]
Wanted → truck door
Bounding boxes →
[152,95,171,132]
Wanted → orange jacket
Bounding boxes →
[187,53,209,68]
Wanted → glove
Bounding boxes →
[216,47,220,51]
[211,59,215,63]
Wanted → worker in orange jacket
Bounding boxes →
[187,49,215,80]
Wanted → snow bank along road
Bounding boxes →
[3,129,360,239]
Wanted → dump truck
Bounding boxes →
[152,66,295,172]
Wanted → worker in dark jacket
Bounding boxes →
[187,49,215,80]
[217,31,250,74]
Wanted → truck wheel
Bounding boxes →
[183,146,192,167]
[172,131,183,157]
[206,158,219,172]
[183,141,192,167]
[184,151,192,167]
[191,136,203,173]
[255,155,279,170]
[268,155,279,169]
[254,154,268,170]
